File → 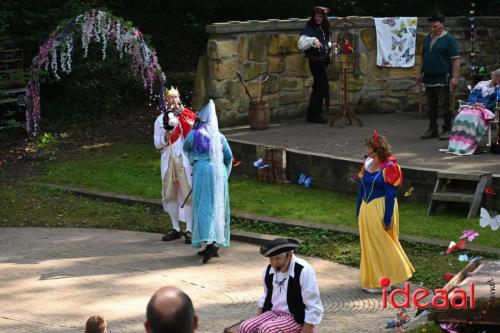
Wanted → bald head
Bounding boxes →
[145,286,198,333]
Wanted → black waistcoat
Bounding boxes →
[262,262,306,324]
[301,22,330,59]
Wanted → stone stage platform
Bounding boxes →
[224,112,500,207]
[225,112,499,174]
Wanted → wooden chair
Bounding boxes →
[455,100,498,148]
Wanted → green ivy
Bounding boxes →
[37,132,57,149]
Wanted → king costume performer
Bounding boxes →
[153,86,196,244]
[183,100,233,264]
[356,133,414,290]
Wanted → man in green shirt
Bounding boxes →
[417,12,460,140]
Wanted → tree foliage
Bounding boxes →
[2,0,498,72]
[1,0,498,132]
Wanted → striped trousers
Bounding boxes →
[238,311,302,333]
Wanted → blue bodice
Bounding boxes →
[360,169,385,203]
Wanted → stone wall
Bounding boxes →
[228,138,500,210]
[192,17,500,126]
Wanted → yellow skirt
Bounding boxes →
[358,197,415,288]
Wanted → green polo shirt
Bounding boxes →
[421,32,460,86]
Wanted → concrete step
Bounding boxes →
[30,182,500,255]
[231,230,277,245]
[431,192,474,203]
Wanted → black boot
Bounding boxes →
[306,116,328,124]
[202,243,220,264]
[162,229,181,241]
[439,126,451,141]
[197,247,219,257]
[420,128,438,139]
[184,231,192,245]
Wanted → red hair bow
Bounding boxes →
[373,129,380,148]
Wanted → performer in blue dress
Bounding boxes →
[183,100,233,263]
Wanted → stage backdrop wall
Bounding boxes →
[192,16,500,126]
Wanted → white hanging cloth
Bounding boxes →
[374,17,417,68]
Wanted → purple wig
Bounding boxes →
[192,123,210,153]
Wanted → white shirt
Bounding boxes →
[153,113,192,189]
[257,254,324,325]
[153,113,184,157]
[298,35,318,51]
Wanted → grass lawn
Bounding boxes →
[0,182,169,232]
[37,141,500,249]
[407,323,441,333]
[232,219,498,290]
[1,182,497,291]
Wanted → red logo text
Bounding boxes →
[380,277,475,310]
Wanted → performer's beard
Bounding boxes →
[166,102,184,114]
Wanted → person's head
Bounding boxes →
[427,11,445,35]
[165,86,181,110]
[260,238,299,273]
[85,315,107,333]
[491,68,500,85]
[313,6,328,25]
[145,286,198,333]
[365,130,392,162]
[268,251,293,273]
[309,6,331,33]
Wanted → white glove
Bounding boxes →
[168,112,179,128]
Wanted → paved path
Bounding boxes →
[0,227,412,333]
[225,113,500,174]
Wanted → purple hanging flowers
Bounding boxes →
[25,9,166,136]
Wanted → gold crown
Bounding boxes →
[165,86,180,97]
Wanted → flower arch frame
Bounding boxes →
[25,9,166,136]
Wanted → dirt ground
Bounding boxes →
[0,108,158,179]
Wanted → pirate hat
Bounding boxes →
[314,6,330,15]
[260,238,299,257]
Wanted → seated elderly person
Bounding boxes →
[446,68,500,155]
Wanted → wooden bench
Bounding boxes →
[0,43,27,106]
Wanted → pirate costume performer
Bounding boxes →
[356,131,414,292]
[238,238,324,333]
[183,100,233,264]
[153,87,196,243]
[298,6,332,124]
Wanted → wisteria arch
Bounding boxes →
[25,9,166,136]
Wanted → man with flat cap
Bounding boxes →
[238,238,324,333]
[417,10,460,141]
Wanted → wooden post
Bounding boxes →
[418,84,423,118]
[264,147,274,183]
[272,148,287,184]
[256,145,267,183]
